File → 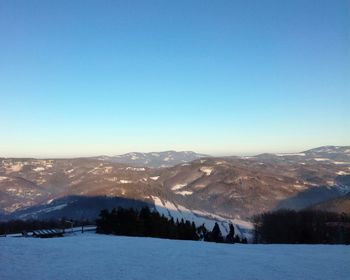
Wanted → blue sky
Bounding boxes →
[0,0,349,157]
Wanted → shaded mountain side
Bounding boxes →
[274,186,348,211]
[3,195,254,239]
[5,196,151,221]
[309,193,350,214]
[336,175,350,186]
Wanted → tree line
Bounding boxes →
[96,207,247,243]
[0,219,89,235]
[253,209,350,244]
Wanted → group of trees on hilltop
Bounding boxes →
[253,209,350,244]
[96,207,247,243]
[96,207,198,240]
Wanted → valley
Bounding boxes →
[1,146,349,235]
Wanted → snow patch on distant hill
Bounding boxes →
[0,176,10,181]
[276,153,306,156]
[175,191,193,196]
[33,167,45,172]
[200,167,213,176]
[119,180,132,184]
[6,162,23,172]
[171,184,187,191]
[314,158,329,161]
[126,167,145,171]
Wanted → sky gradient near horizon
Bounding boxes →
[0,0,349,157]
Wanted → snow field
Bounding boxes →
[0,234,349,280]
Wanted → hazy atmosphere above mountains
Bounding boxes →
[0,1,349,158]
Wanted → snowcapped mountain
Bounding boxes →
[0,146,349,232]
[94,151,208,168]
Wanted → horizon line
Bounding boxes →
[1,144,349,159]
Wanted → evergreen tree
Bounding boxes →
[204,222,224,243]
[197,224,208,240]
[212,222,224,243]
[225,223,235,243]
[234,235,241,243]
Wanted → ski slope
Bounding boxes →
[152,196,254,240]
[1,233,349,280]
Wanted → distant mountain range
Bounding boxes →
[93,151,208,168]
[1,146,349,234]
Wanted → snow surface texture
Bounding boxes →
[1,234,349,280]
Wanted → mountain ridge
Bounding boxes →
[91,150,209,168]
[1,146,349,230]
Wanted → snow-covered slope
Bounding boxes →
[1,234,349,280]
[152,196,253,240]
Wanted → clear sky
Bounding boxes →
[0,0,349,157]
